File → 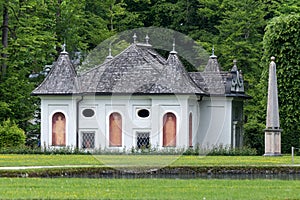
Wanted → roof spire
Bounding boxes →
[210,45,217,59]
[106,43,113,60]
[61,42,68,54]
[145,34,149,44]
[133,33,137,44]
[231,59,238,71]
[105,43,113,61]
[170,38,177,54]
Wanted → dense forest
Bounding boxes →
[0,0,299,154]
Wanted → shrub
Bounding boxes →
[207,145,257,156]
[0,119,26,149]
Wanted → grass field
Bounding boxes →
[1,178,300,199]
[0,154,299,167]
[1,155,300,200]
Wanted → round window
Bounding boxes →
[137,109,150,118]
[82,109,95,117]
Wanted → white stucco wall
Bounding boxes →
[198,96,233,148]
[188,97,201,147]
[40,96,77,148]
[77,95,192,149]
[39,94,234,150]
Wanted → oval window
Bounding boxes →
[137,109,150,118]
[82,109,95,117]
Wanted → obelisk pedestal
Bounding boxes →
[264,56,282,156]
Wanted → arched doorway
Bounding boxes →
[52,112,66,146]
[163,112,176,147]
[109,112,122,147]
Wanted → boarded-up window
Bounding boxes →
[109,112,122,147]
[189,113,192,147]
[163,112,176,147]
[52,112,66,146]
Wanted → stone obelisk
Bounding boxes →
[264,56,282,156]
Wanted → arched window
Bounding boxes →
[163,112,176,147]
[52,112,66,146]
[189,113,193,147]
[109,112,122,147]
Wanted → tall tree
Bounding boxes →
[1,0,8,78]
[263,14,300,153]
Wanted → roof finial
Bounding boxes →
[105,43,113,61]
[170,38,177,54]
[145,34,149,44]
[133,33,137,44]
[210,45,217,59]
[61,41,68,54]
[231,59,238,71]
[271,56,275,61]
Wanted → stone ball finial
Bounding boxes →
[271,56,275,61]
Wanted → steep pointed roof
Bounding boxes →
[32,42,251,98]
[165,50,204,94]
[198,52,225,94]
[32,51,78,95]
[190,54,251,98]
[79,43,206,95]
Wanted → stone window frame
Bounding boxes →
[135,107,151,120]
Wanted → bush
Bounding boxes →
[0,119,25,149]
[207,145,257,156]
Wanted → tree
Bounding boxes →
[215,0,266,72]
[0,118,25,149]
[263,14,300,153]
[1,0,8,78]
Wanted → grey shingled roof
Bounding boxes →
[189,55,226,95]
[32,52,78,95]
[189,55,250,98]
[79,43,206,95]
[32,42,250,98]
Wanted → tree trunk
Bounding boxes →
[55,0,62,55]
[1,0,9,78]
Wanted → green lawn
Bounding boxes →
[0,178,300,199]
[0,154,298,167]
[0,154,101,167]
[1,155,300,200]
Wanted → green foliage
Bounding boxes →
[0,0,299,152]
[206,145,258,156]
[2,178,300,199]
[216,0,266,73]
[0,119,25,149]
[263,14,300,153]
[0,73,37,123]
[243,120,265,155]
